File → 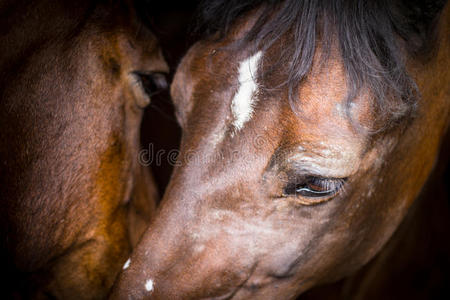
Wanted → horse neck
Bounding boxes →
[301,148,450,300]
[348,148,450,299]
[356,6,450,294]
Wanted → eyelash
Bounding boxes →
[283,176,346,198]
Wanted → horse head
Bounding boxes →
[112,0,450,298]
[0,0,168,297]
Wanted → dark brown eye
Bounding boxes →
[283,176,345,198]
[133,71,168,97]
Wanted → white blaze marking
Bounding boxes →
[145,279,154,292]
[231,51,262,131]
[122,258,130,270]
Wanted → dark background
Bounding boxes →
[140,1,200,196]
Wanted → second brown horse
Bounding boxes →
[0,0,167,298]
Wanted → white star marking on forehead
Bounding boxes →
[231,51,262,132]
[145,279,154,292]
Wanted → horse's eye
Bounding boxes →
[283,176,345,199]
[136,72,168,96]
[130,71,168,108]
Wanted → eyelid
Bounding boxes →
[284,148,361,178]
[308,177,346,191]
[289,162,355,179]
[129,73,151,108]
[281,176,347,204]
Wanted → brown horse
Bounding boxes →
[0,0,167,298]
[111,0,450,299]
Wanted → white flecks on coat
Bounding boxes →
[193,243,206,254]
[145,279,154,292]
[122,258,131,270]
[231,51,262,132]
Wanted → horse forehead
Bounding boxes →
[294,56,372,129]
[271,55,370,161]
[299,58,345,111]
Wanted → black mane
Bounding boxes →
[196,0,447,130]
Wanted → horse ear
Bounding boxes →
[132,0,154,29]
[397,0,447,33]
[412,0,447,20]
[392,0,448,56]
